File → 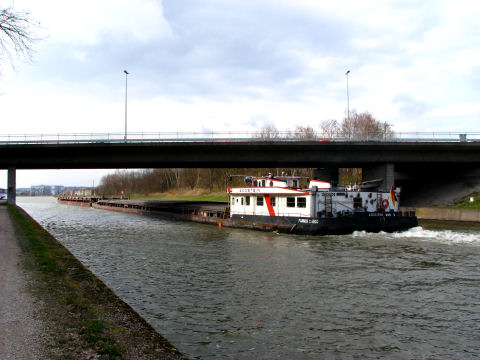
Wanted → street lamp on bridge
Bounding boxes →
[124,70,129,141]
[345,70,350,123]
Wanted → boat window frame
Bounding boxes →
[287,197,295,208]
[297,197,307,208]
[270,196,276,207]
[257,196,264,206]
[245,196,250,206]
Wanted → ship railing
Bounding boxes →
[58,196,98,202]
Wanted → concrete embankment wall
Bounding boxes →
[416,208,480,222]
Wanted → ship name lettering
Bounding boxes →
[298,219,319,224]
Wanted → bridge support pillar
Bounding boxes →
[7,167,16,205]
[313,167,339,185]
[362,163,394,191]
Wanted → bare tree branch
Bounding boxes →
[0,6,38,70]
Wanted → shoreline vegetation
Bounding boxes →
[8,204,189,360]
[131,190,228,203]
[442,191,480,210]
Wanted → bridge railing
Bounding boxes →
[0,131,479,144]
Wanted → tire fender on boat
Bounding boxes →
[382,199,389,209]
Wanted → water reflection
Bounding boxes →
[18,197,480,359]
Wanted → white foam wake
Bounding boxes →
[352,226,480,245]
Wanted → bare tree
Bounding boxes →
[287,125,316,139]
[254,124,280,140]
[320,111,393,140]
[340,110,394,140]
[0,6,38,69]
[319,119,339,138]
[182,168,199,190]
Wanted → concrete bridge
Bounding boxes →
[1,132,480,206]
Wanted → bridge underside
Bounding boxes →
[1,141,479,169]
[395,164,480,207]
[313,163,480,207]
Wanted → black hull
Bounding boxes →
[230,213,418,235]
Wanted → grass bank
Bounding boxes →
[8,204,188,360]
[131,190,228,203]
[443,191,480,210]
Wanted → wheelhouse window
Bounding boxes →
[287,179,299,188]
[287,197,295,208]
[257,196,264,206]
[245,196,250,206]
[297,197,307,208]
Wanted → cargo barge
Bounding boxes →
[58,174,417,235]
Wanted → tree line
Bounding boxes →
[97,111,393,196]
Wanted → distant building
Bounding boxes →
[16,188,31,196]
[20,185,93,196]
[52,185,64,195]
[61,187,95,196]
[30,185,52,196]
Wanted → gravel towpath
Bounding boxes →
[0,206,44,359]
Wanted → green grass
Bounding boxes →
[133,194,229,202]
[443,192,480,210]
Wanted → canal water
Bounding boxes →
[18,197,480,359]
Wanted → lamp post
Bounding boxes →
[345,70,350,123]
[123,70,129,141]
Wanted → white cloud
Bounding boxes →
[15,0,171,45]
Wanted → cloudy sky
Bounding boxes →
[1,0,479,187]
